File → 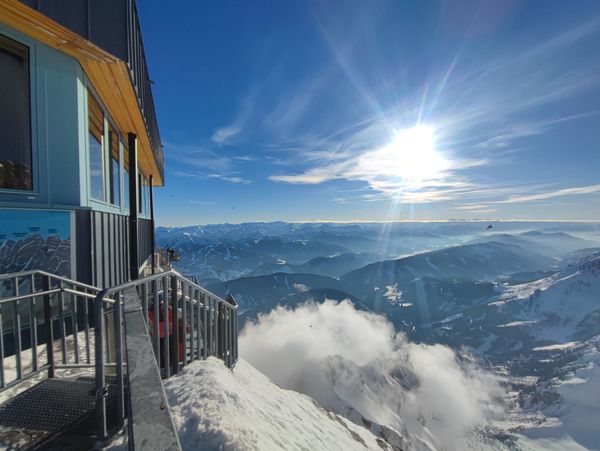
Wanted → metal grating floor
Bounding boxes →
[0,378,116,450]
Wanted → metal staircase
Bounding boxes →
[0,269,238,449]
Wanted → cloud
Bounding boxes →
[166,143,234,172]
[166,142,252,184]
[496,184,600,204]
[188,200,215,205]
[453,204,494,211]
[268,127,485,204]
[210,89,258,146]
[240,300,504,449]
[211,125,242,145]
[475,112,599,150]
[207,174,252,184]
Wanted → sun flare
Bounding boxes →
[359,125,448,187]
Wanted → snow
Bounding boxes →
[163,358,390,451]
[0,330,95,404]
[533,341,581,352]
[292,283,309,293]
[436,313,463,324]
[239,301,506,450]
[384,283,403,304]
[497,320,539,328]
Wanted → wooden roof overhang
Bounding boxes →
[0,0,164,186]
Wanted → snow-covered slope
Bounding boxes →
[163,358,399,451]
[239,301,508,451]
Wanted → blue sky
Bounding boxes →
[139,0,600,226]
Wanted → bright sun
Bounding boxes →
[359,125,447,185]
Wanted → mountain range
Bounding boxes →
[158,221,600,449]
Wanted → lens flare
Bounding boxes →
[358,125,447,189]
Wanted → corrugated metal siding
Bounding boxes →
[76,210,130,288]
[138,217,152,268]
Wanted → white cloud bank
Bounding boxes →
[240,300,505,450]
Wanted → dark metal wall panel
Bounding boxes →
[89,0,128,60]
[111,215,118,285]
[74,210,93,285]
[93,212,103,287]
[138,218,153,268]
[37,0,89,38]
[74,210,132,289]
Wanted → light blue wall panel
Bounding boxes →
[0,24,82,210]
[38,44,81,206]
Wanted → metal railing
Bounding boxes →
[94,270,238,441]
[0,268,238,446]
[0,270,101,391]
[126,0,163,180]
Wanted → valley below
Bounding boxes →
[157,221,600,450]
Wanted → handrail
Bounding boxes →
[97,269,236,307]
[0,269,99,291]
[0,271,102,391]
[93,269,238,443]
[0,268,239,446]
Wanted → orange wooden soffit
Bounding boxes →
[0,0,164,186]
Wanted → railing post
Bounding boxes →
[170,275,179,375]
[162,277,170,379]
[29,274,38,372]
[71,288,79,364]
[114,293,125,428]
[207,298,213,356]
[43,276,55,379]
[202,293,208,359]
[152,278,160,366]
[233,308,238,364]
[188,285,194,363]
[13,277,22,380]
[84,291,91,364]
[195,289,201,361]
[217,302,223,360]
[0,300,4,388]
[181,283,187,367]
[94,293,107,441]
[58,281,67,364]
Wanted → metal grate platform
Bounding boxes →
[0,378,116,450]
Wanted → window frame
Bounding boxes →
[122,138,130,212]
[86,83,132,215]
[87,89,106,203]
[107,120,121,207]
[0,30,39,197]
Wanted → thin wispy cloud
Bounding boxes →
[211,124,243,145]
[207,174,252,185]
[211,93,254,146]
[166,142,253,184]
[189,200,216,205]
[495,184,600,204]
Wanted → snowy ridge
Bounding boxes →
[163,358,404,451]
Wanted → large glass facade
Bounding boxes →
[0,34,32,190]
